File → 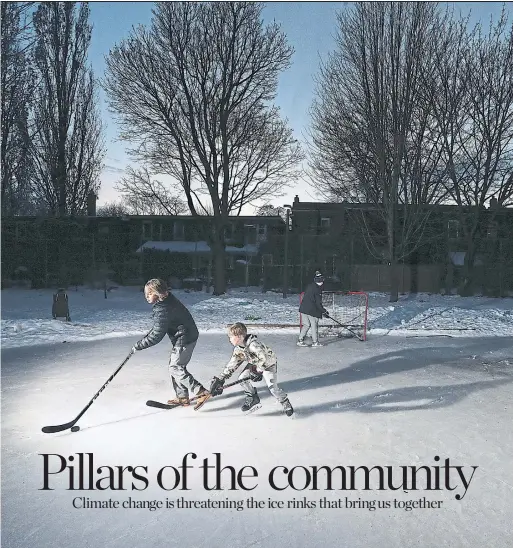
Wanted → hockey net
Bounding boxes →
[300,291,368,341]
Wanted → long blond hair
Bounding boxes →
[144,278,168,298]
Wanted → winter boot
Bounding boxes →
[193,389,212,411]
[297,338,309,347]
[281,398,294,417]
[167,396,190,406]
[241,392,261,414]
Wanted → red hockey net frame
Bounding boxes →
[299,291,368,341]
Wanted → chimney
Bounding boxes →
[489,196,499,209]
[87,191,97,216]
[293,195,299,206]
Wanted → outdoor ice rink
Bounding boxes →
[2,332,512,548]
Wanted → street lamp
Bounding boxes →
[283,204,292,298]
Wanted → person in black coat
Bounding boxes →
[298,271,328,347]
[132,278,210,407]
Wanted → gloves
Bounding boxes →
[210,376,225,397]
[249,367,263,382]
[131,344,141,354]
[174,325,187,348]
[322,309,330,318]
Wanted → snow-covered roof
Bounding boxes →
[449,251,483,266]
[136,240,259,256]
[137,241,211,253]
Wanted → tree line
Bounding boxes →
[1,2,105,217]
[2,2,512,297]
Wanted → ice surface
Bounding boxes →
[2,329,512,548]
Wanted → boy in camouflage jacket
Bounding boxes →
[209,322,294,416]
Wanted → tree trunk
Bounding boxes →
[387,204,399,302]
[210,225,227,295]
[212,242,226,296]
[459,236,477,297]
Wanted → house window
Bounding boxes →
[320,217,331,229]
[142,221,152,239]
[244,224,257,245]
[257,224,267,242]
[447,220,460,239]
[173,221,184,240]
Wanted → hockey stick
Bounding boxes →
[324,313,364,341]
[146,377,246,410]
[41,349,134,433]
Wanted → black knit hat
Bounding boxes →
[314,270,324,283]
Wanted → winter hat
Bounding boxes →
[313,270,324,283]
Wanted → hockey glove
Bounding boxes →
[322,309,330,318]
[131,344,141,354]
[174,325,187,348]
[249,367,263,382]
[210,376,225,397]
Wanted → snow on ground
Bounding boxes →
[1,286,513,348]
[2,333,512,547]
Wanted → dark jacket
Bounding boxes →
[299,282,326,319]
[135,293,199,350]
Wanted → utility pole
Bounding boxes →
[283,204,292,298]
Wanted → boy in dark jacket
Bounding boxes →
[298,271,328,347]
[132,278,210,407]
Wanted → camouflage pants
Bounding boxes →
[238,363,288,403]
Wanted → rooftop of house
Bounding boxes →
[290,195,513,213]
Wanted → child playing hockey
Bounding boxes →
[208,322,294,416]
[132,278,210,408]
[298,270,329,347]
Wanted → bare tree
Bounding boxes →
[116,167,187,215]
[310,2,444,301]
[256,203,286,220]
[431,8,513,294]
[1,2,36,215]
[30,2,105,216]
[104,2,303,294]
[96,201,130,217]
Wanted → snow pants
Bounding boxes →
[168,341,205,399]
[299,313,320,343]
[238,363,288,403]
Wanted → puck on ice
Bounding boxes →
[71,426,80,432]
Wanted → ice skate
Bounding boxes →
[166,396,190,406]
[281,398,294,417]
[241,393,261,414]
[193,389,212,411]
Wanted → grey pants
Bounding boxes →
[168,341,205,399]
[238,363,288,403]
[299,313,320,343]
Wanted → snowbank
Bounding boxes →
[1,286,512,348]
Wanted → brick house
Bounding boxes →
[1,200,285,288]
[286,195,513,295]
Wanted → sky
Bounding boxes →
[87,1,511,212]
